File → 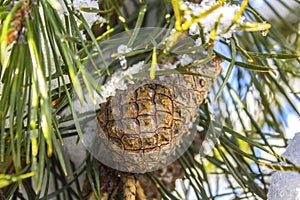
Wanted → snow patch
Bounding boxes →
[268,133,300,200]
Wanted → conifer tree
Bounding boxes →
[0,0,299,199]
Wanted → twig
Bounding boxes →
[122,175,137,200]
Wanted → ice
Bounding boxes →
[267,133,300,200]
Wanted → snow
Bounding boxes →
[117,44,132,54]
[185,0,245,43]
[98,61,144,103]
[59,0,105,27]
[180,54,193,66]
[117,44,133,69]
[268,133,300,200]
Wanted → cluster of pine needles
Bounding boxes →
[0,0,299,199]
